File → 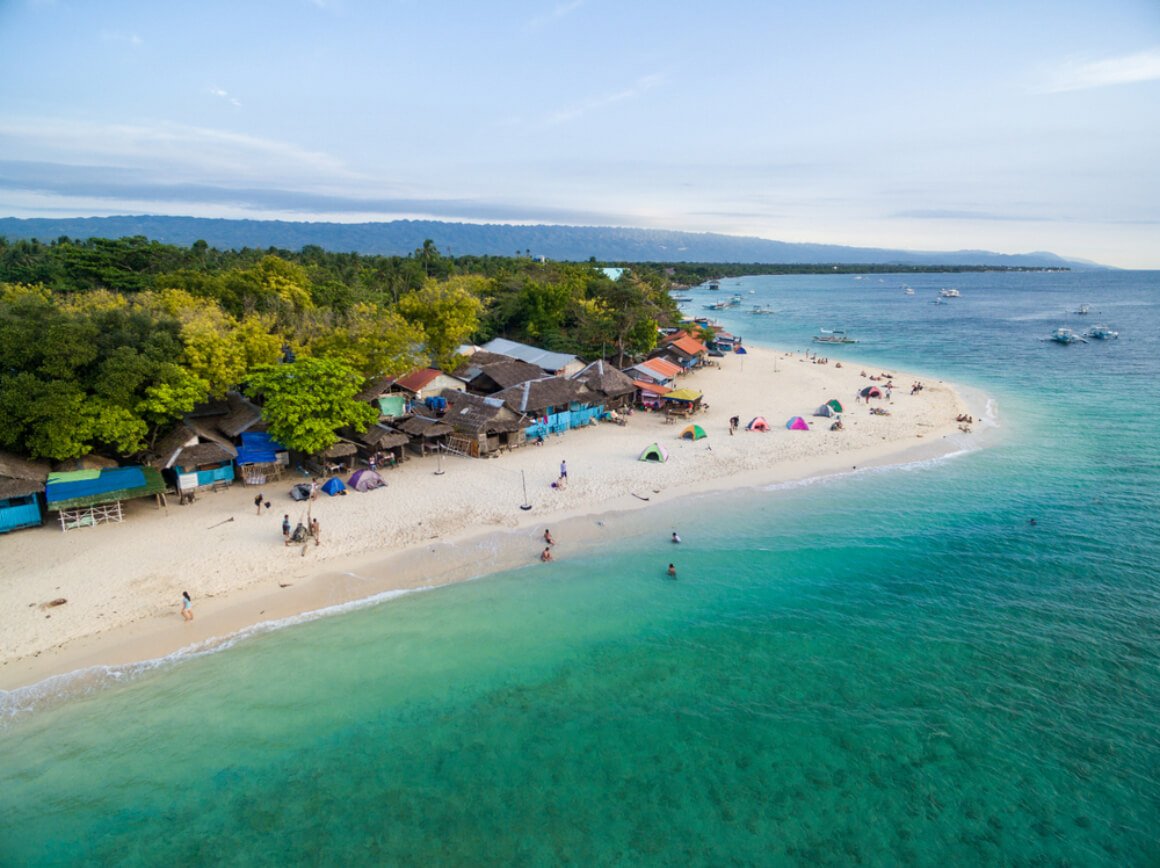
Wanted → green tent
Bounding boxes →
[827,399,844,413]
[638,443,670,463]
[679,424,707,441]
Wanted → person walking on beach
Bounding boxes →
[181,591,193,621]
[559,460,567,481]
[310,517,320,546]
[282,514,291,545]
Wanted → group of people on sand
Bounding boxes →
[281,513,320,546]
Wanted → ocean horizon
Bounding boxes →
[2,269,1157,865]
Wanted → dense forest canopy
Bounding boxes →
[0,235,679,460]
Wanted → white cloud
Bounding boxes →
[208,86,243,108]
[0,117,357,181]
[1035,47,1160,94]
[547,73,664,125]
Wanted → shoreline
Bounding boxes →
[0,345,992,696]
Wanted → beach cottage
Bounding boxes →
[494,377,601,439]
[570,360,637,412]
[653,331,709,371]
[394,415,455,457]
[44,465,169,531]
[0,452,50,533]
[440,390,526,457]
[150,419,238,495]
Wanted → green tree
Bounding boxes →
[245,356,377,455]
[397,276,484,370]
[306,303,424,379]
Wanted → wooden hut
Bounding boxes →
[571,360,637,411]
[494,377,601,438]
[462,359,546,396]
[441,390,526,457]
[150,419,238,495]
[0,452,51,533]
[354,424,411,469]
[44,465,168,531]
[394,415,455,456]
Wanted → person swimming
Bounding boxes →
[667,563,676,578]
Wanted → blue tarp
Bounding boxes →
[235,431,284,465]
[45,467,146,504]
[321,477,346,496]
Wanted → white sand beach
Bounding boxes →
[0,345,983,691]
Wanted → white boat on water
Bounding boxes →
[939,288,961,298]
[903,286,915,295]
[1085,324,1118,340]
[1075,303,1091,315]
[1045,326,1087,345]
[814,329,858,344]
[749,306,776,316]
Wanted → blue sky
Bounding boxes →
[1,0,1157,267]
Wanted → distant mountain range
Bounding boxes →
[0,216,1100,269]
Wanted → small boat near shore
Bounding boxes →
[814,329,858,344]
[939,288,961,298]
[749,305,776,316]
[1075,303,1091,315]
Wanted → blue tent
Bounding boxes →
[321,476,346,496]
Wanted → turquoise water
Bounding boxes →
[2,271,1158,865]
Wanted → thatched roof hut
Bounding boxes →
[465,359,547,395]
[494,377,594,417]
[0,451,51,500]
[571,360,637,403]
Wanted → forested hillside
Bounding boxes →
[0,236,678,461]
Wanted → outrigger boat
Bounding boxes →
[749,305,776,316]
[1045,326,1087,345]
[1084,324,1118,340]
[813,328,858,344]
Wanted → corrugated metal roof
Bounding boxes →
[481,338,579,374]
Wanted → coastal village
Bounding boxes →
[0,322,726,536]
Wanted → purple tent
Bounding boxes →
[348,469,386,492]
[786,416,810,431]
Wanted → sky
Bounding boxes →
[1,0,1158,268]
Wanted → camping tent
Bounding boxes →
[813,404,835,417]
[348,469,386,492]
[320,476,346,496]
[289,483,312,501]
[735,346,748,354]
[827,399,844,413]
[679,424,707,441]
[786,416,810,431]
[746,416,770,431]
[860,386,882,398]
[639,443,669,463]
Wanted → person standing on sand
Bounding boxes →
[560,460,567,481]
[254,492,265,515]
[181,591,193,621]
[282,514,291,545]
[310,517,320,546]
